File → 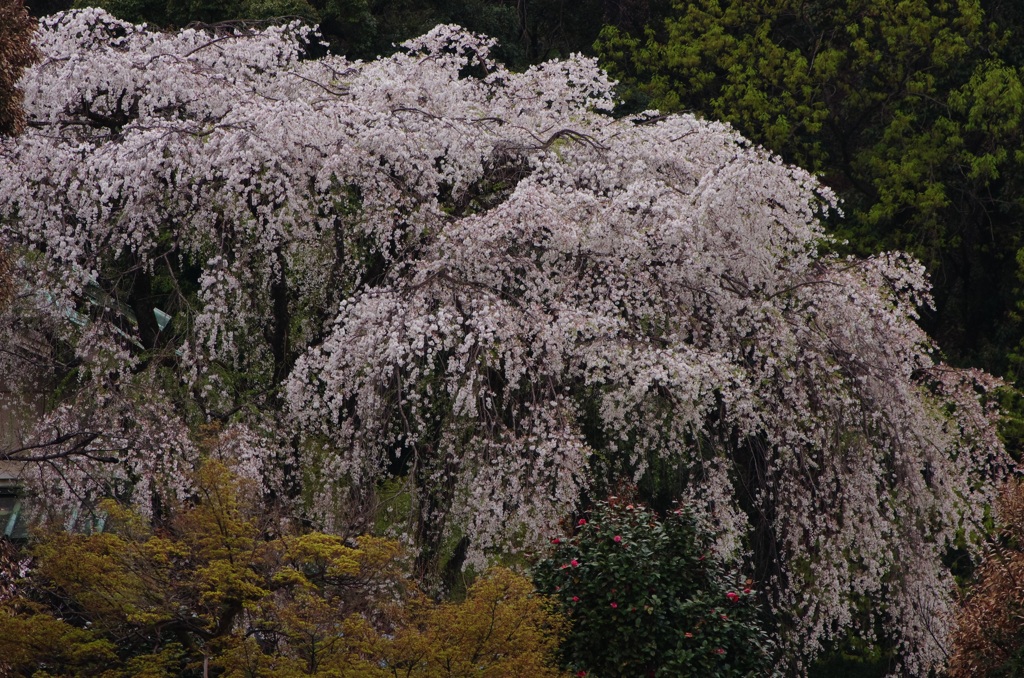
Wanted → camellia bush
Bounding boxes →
[534,501,776,677]
[0,9,1009,670]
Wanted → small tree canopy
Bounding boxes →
[0,461,567,677]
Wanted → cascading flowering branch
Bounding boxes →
[0,9,1009,671]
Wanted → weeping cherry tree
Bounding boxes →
[0,9,1009,671]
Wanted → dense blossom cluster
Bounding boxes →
[0,10,1009,670]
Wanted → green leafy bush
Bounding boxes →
[534,501,776,677]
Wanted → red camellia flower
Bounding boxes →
[613,535,622,543]
[572,596,580,602]
[578,518,587,526]
[726,591,740,603]
[551,538,561,544]
[743,587,752,594]
[571,558,579,567]
[576,671,587,677]
[714,648,726,656]
[610,602,618,608]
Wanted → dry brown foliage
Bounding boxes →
[0,0,38,137]
[0,247,10,310]
[949,479,1024,677]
